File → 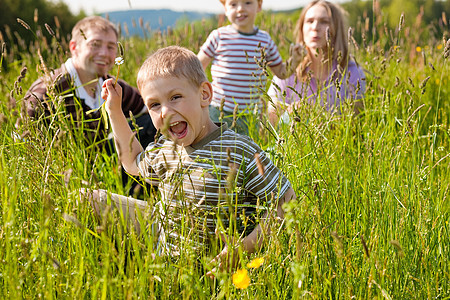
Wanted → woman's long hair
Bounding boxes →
[294,0,349,80]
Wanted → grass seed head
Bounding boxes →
[219,97,225,121]
[326,27,331,46]
[231,104,238,129]
[347,27,353,44]
[444,39,450,59]
[0,113,5,126]
[34,8,39,23]
[17,18,31,30]
[398,13,405,31]
[45,23,55,37]
[16,66,27,83]
[389,240,405,257]
[419,76,430,90]
[117,41,124,57]
[331,231,344,257]
[254,153,265,176]
[79,28,87,40]
[63,168,73,186]
[227,163,238,191]
[54,16,61,29]
[226,147,231,163]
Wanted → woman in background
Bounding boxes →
[268,0,365,124]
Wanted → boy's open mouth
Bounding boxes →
[170,121,188,138]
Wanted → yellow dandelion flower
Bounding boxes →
[435,78,440,84]
[437,44,443,50]
[247,257,264,269]
[416,46,422,52]
[232,269,250,289]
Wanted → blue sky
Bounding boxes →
[60,0,317,14]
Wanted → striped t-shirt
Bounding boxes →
[137,124,291,253]
[200,25,283,114]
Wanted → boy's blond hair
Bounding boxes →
[71,16,118,44]
[137,46,208,91]
[219,0,263,5]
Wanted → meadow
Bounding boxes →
[0,7,449,299]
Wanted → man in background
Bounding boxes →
[24,16,156,194]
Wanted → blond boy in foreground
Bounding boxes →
[89,46,296,275]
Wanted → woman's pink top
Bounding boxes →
[268,60,366,113]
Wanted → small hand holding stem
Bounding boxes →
[206,229,242,279]
[287,43,306,75]
[101,78,123,113]
[86,56,124,113]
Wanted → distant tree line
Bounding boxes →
[340,0,449,42]
[0,0,83,63]
[1,0,448,64]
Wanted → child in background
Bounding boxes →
[89,46,296,273]
[198,0,305,134]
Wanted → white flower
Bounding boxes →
[115,57,124,65]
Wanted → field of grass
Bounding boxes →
[0,7,449,299]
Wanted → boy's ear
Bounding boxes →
[69,40,77,55]
[200,81,213,107]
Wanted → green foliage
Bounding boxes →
[0,4,449,299]
[0,0,83,70]
[341,0,450,43]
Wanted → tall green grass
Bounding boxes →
[0,7,449,299]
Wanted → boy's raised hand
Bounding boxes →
[101,78,123,114]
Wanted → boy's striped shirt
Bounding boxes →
[201,25,282,114]
[137,124,291,253]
